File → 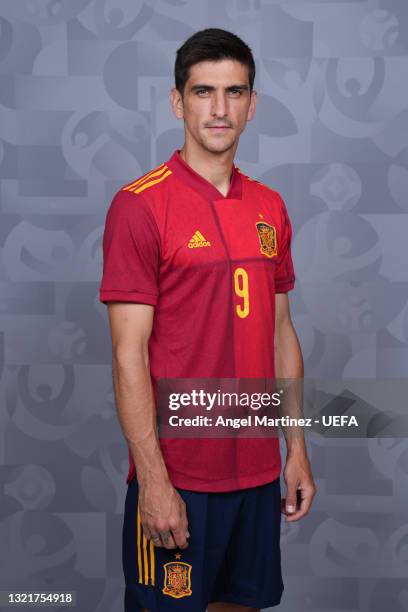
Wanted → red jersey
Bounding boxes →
[99,150,295,492]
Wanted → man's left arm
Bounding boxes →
[275,292,317,522]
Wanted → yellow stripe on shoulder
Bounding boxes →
[131,168,172,194]
[122,163,166,191]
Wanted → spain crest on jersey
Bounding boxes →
[255,221,277,258]
[162,562,192,598]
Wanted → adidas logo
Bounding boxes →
[188,230,211,248]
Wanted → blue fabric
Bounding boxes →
[123,477,284,611]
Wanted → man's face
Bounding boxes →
[171,59,257,155]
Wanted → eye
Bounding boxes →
[196,88,209,96]
[229,89,242,96]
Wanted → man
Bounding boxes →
[100,28,316,612]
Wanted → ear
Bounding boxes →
[170,87,184,120]
[247,89,257,122]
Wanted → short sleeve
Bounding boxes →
[274,192,296,293]
[99,189,160,306]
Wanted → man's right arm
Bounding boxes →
[107,301,189,550]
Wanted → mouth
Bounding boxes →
[206,126,231,131]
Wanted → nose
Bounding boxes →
[211,90,228,118]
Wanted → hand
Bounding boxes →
[138,478,190,549]
[282,451,316,522]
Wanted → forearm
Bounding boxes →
[112,350,169,486]
[274,318,306,456]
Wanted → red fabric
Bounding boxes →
[100,150,295,492]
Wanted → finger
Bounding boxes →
[177,498,189,530]
[143,524,164,547]
[298,484,316,514]
[159,530,177,550]
[149,528,164,548]
[285,506,308,521]
[179,515,190,544]
[285,486,314,522]
[284,480,298,515]
[171,525,188,549]
[180,505,190,541]
[152,536,163,547]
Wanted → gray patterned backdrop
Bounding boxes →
[0,1,408,611]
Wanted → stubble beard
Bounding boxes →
[199,130,237,155]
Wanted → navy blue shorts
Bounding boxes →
[122,477,284,611]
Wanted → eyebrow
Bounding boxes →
[190,84,250,92]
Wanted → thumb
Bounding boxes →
[285,482,298,514]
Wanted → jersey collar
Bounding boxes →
[166,149,242,201]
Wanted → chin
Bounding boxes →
[201,138,236,154]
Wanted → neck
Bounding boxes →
[179,140,237,197]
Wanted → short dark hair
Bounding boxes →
[175,28,256,96]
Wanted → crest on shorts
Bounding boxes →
[255,221,277,258]
[162,561,192,598]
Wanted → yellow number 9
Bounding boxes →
[234,267,249,319]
